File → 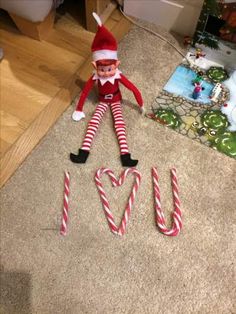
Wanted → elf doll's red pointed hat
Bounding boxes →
[91,12,118,61]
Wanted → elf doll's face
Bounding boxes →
[92,60,120,78]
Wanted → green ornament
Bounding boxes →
[154,108,182,129]
[206,67,228,82]
[201,110,229,131]
[211,131,236,159]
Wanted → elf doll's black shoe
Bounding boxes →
[70,149,89,163]
[120,153,138,167]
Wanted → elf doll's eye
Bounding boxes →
[108,68,111,72]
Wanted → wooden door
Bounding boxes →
[85,0,117,32]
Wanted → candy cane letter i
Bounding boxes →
[60,171,71,236]
[152,167,182,236]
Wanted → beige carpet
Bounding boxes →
[1,21,236,314]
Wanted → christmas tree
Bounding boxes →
[219,2,236,43]
[192,0,236,49]
[193,0,221,49]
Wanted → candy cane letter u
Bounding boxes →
[152,167,182,236]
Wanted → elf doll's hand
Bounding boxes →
[72,111,85,121]
[140,105,146,115]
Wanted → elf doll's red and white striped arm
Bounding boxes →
[72,76,95,121]
[119,73,143,108]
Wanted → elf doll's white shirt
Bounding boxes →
[92,69,122,85]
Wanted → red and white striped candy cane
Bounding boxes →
[152,167,182,236]
[95,168,141,236]
[60,171,71,236]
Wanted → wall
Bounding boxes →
[124,0,204,36]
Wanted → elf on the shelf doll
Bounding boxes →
[70,13,144,167]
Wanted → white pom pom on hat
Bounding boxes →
[92,12,102,27]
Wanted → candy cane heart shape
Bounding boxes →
[95,168,142,236]
[152,167,182,236]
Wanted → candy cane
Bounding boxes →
[60,171,71,236]
[95,168,141,236]
[152,167,182,236]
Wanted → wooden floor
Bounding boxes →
[0,4,131,187]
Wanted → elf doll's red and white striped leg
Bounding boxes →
[70,103,108,163]
[110,102,138,167]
